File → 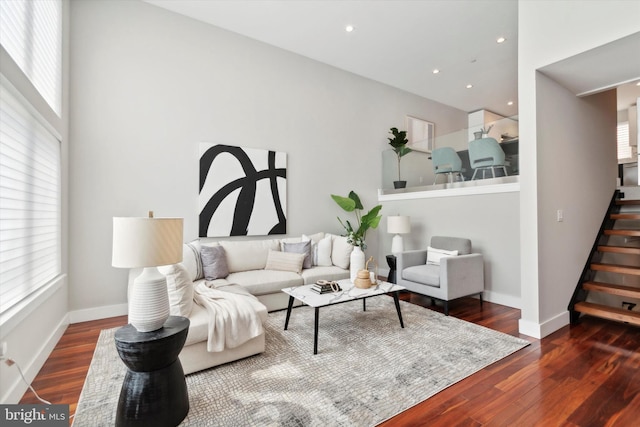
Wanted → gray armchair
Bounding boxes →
[396,236,484,315]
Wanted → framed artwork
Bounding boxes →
[199,143,287,237]
[406,116,435,153]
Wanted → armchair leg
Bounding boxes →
[479,293,483,308]
[444,301,449,316]
[430,298,436,307]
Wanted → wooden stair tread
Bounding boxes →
[616,199,640,206]
[610,213,640,220]
[603,229,640,237]
[597,245,640,255]
[574,302,640,326]
[590,263,640,275]
[583,281,640,298]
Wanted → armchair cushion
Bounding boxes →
[402,264,440,287]
[431,236,472,255]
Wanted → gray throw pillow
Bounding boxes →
[200,245,229,280]
[282,241,312,269]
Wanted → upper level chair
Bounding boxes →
[396,236,484,315]
[468,137,508,180]
[432,147,464,185]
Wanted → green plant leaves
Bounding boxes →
[331,191,382,248]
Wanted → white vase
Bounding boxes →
[350,246,365,283]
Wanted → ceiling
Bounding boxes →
[144,1,639,117]
[144,0,519,117]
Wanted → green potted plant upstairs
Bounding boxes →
[331,191,382,282]
[388,127,412,189]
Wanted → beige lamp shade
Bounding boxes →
[112,215,184,332]
[112,217,184,268]
[387,215,411,235]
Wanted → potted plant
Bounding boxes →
[473,125,493,140]
[388,127,412,189]
[331,191,382,250]
[331,191,382,282]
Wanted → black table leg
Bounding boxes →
[363,298,366,311]
[284,295,294,330]
[314,307,319,355]
[393,292,405,328]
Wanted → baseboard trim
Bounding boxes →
[68,303,128,324]
[518,311,570,339]
[481,290,521,309]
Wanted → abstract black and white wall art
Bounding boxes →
[199,143,287,237]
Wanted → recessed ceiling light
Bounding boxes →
[345,25,355,33]
[507,101,514,106]
[432,69,440,74]
[466,84,473,89]
[497,37,506,44]
[636,81,640,86]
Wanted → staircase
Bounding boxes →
[569,191,640,326]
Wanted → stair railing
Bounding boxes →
[568,190,620,323]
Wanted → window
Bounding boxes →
[618,122,631,161]
[0,0,62,116]
[0,82,61,314]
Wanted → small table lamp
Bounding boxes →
[112,212,183,332]
[387,215,411,254]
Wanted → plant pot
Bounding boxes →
[350,246,365,283]
[393,181,407,189]
[474,131,484,140]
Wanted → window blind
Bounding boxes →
[0,82,61,314]
[0,0,62,116]
[618,122,631,160]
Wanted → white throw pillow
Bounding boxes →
[302,233,325,266]
[316,235,333,266]
[264,249,306,274]
[181,240,204,281]
[331,235,353,270]
[158,264,194,316]
[426,246,459,266]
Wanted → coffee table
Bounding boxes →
[282,279,405,354]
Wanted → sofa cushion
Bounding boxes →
[265,249,306,274]
[228,270,303,296]
[331,235,353,269]
[301,266,350,285]
[201,245,229,280]
[158,263,194,316]
[402,264,440,287]
[282,241,312,269]
[182,240,204,281]
[316,235,333,266]
[426,246,459,266]
[219,239,280,273]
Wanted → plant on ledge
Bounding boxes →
[331,191,382,249]
[388,127,412,189]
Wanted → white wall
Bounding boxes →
[378,191,521,308]
[518,0,640,337]
[68,0,467,315]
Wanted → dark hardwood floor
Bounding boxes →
[20,293,640,426]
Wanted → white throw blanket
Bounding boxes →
[193,282,265,352]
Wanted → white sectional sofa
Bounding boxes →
[130,232,352,374]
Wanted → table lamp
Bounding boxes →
[112,212,183,332]
[387,215,410,254]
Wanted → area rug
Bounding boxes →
[73,298,529,426]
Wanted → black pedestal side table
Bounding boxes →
[386,254,397,284]
[114,316,190,427]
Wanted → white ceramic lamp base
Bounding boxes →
[391,234,404,254]
[129,267,170,332]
